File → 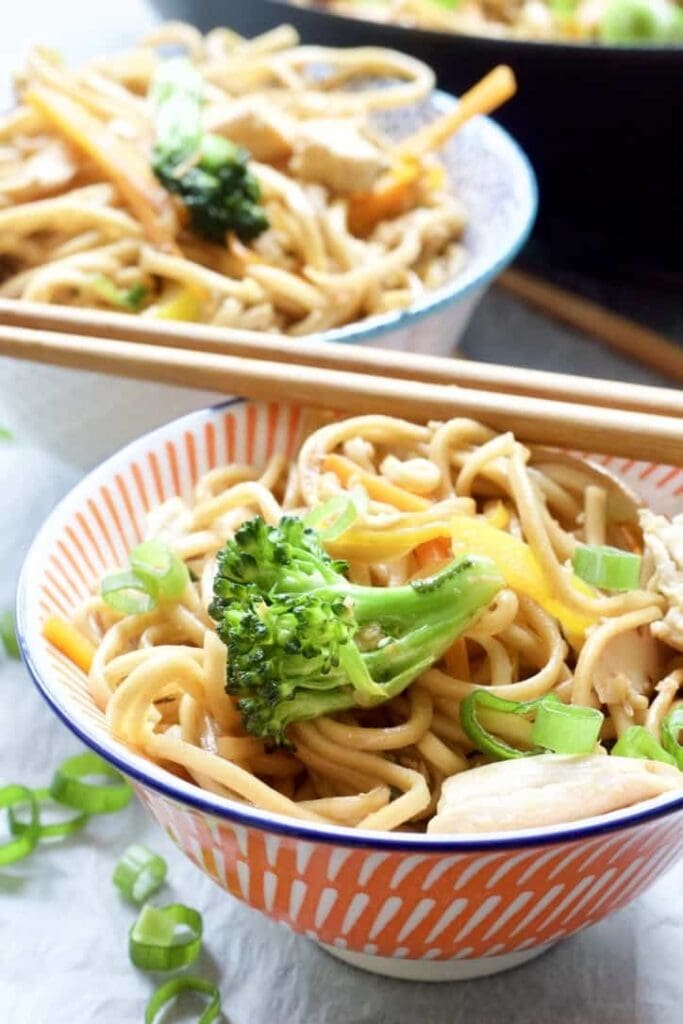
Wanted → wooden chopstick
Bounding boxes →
[0,299,681,420]
[498,269,683,385]
[1,322,682,467]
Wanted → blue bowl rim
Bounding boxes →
[285,88,538,348]
[16,397,683,854]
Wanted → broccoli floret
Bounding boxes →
[210,516,503,747]
[150,58,268,244]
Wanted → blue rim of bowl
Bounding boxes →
[313,90,538,348]
[16,408,683,854]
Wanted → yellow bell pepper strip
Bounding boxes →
[142,285,205,321]
[43,616,95,673]
[483,501,510,531]
[322,453,430,512]
[448,516,597,641]
[25,85,177,249]
[327,519,454,563]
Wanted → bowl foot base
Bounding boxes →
[318,940,556,981]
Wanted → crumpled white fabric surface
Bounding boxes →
[1,437,681,1024]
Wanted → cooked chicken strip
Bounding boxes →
[290,118,390,194]
[427,754,683,834]
[641,511,683,652]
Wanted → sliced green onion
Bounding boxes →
[50,752,133,814]
[130,540,189,600]
[531,700,603,755]
[304,494,358,541]
[92,275,147,311]
[145,977,221,1024]
[8,787,88,840]
[460,691,560,760]
[0,785,39,865]
[114,844,168,904]
[130,903,203,971]
[101,570,157,614]
[572,544,642,591]
[1,609,20,659]
[0,426,13,441]
[660,707,683,770]
[612,725,677,766]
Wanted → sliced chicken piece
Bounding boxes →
[206,99,294,164]
[290,118,390,194]
[427,754,682,834]
[0,138,76,201]
[592,624,665,709]
[641,511,683,652]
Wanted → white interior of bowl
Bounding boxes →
[17,399,682,850]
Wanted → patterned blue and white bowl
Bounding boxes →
[0,91,536,468]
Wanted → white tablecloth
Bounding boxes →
[1,3,682,1021]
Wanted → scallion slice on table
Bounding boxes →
[0,426,12,440]
[612,725,677,766]
[114,845,168,904]
[130,540,189,600]
[531,699,604,754]
[461,690,604,760]
[129,904,203,971]
[8,787,88,840]
[1,609,20,658]
[50,752,133,814]
[145,977,222,1024]
[0,785,39,865]
[661,707,683,769]
[572,544,642,591]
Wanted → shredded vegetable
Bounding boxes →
[145,977,222,1024]
[531,699,603,754]
[114,845,168,904]
[572,544,642,592]
[129,903,203,971]
[42,617,95,672]
[50,752,133,814]
[1,609,20,659]
[0,785,39,865]
[8,787,89,840]
[612,726,677,766]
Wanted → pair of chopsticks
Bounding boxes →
[0,298,682,467]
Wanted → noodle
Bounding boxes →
[65,413,683,831]
[0,23,474,335]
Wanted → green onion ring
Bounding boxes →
[101,570,158,614]
[130,540,189,600]
[1,608,20,659]
[612,725,677,766]
[460,691,561,760]
[130,903,203,971]
[50,752,133,814]
[145,977,221,1024]
[531,699,603,755]
[114,844,167,904]
[661,707,683,770]
[304,494,358,541]
[572,544,642,591]
[0,785,39,865]
[8,787,88,840]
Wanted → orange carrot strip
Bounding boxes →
[322,454,430,512]
[445,637,470,680]
[347,156,422,237]
[26,85,176,249]
[414,536,453,569]
[43,616,95,674]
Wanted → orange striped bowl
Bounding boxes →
[16,399,683,981]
